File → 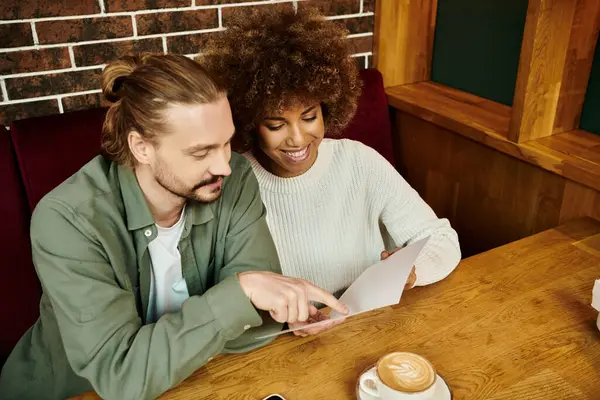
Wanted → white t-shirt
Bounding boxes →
[146,209,189,323]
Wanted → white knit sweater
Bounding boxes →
[245,139,461,295]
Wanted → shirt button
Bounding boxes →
[243,324,251,330]
[144,229,152,237]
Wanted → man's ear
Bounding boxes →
[128,131,154,165]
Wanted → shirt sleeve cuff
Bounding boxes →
[414,249,460,286]
[204,275,263,340]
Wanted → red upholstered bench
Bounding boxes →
[11,107,108,212]
[0,68,394,363]
[338,69,395,166]
[0,128,40,365]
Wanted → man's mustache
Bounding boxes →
[193,175,223,191]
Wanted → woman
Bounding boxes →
[200,7,461,335]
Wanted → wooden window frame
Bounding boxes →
[375,0,600,192]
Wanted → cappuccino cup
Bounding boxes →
[359,352,437,400]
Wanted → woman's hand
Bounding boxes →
[288,304,345,337]
[381,249,417,289]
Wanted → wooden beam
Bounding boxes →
[555,1,600,133]
[509,0,600,143]
[387,82,600,193]
[373,0,438,88]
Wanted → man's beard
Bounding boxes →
[154,160,224,204]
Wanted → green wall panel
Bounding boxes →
[431,0,528,106]
[580,39,600,136]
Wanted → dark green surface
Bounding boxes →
[580,40,600,136]
[431,0,528,106]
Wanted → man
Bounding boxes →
[0,54,347,400]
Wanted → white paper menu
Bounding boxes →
[255,237,429,339]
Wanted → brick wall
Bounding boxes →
[0,0,375,126]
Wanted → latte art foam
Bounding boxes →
[377,352,436,393]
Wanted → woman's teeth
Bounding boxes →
[283,146,309,161]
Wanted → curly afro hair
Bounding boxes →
[199,5,362,149]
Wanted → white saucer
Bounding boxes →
[356,366,452,400]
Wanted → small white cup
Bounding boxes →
[359,365,437,400]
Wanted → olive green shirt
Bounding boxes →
[0,153,283,400]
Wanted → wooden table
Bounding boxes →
[76,218,600,399]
